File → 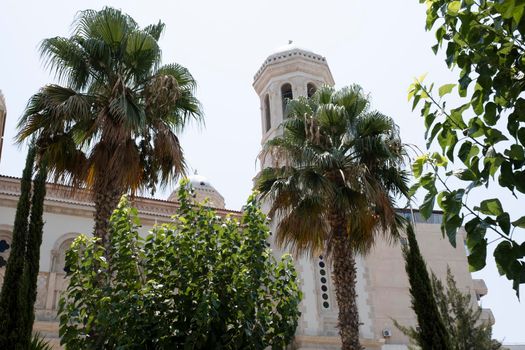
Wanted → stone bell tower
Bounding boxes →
[252,42,335,150]
[252,45,377,348]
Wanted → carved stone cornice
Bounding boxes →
[0,175,241,224]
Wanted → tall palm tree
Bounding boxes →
[255,85,409,350]
[16,8,202,246]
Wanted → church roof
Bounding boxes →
[253,42,329,82]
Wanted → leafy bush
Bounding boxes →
[58,182,301,349]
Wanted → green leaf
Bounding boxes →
[431,152,448,167]
[497,213,511,235]
[475,198,504,216]
[420,191,437,219]
[484,102,498,126]
[512,216,525,228]
[517,128,525,147]
[439,83,456,97]
[498,161,515,190]
[443,214,462,247]
[450,103,469,129]
[506,144,525,161]
[412,155,427,178]
[468,239,487,272]
[453,169,477,181]
[419,172,436,191]
[485,128,508,145]
[426,122,442,148]
[494,241,513,276]
[447,1,461,16]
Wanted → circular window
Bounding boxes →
[323,301,329,308]
[320,277,327,284]
[322,293,329,300]
[321,285,328,292]
[319,261,325,268]
[319,269,326,276]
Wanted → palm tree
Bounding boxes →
[255,85,409,350]
[16,8,202,246]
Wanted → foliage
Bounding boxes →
[58,182,301,350]
[19,159,48,348]
[0,149,48,349]
[16,7,202,243]
[397,265,502,349]
[409,0,525,296]
[396,224,451,350]
[0,147,35,349]
[30,333,53,350]
[433,269,502,350]
[255,85,409,350]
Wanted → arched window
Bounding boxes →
[0,234,11,269]
[307,83,317,98]
[281,83,293,118]
[52,237,76,274]
[264,94,271,132]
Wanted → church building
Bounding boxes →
[0,44,492,349]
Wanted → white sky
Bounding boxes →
[0,0,523,343]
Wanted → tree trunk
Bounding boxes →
[89,181,122,344]
[331,220,363,350]
[93,185,122,248]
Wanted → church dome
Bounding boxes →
[168,173,226,209]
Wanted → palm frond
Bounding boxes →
[39,37,90,90]
[19,8,201,198]
[143,21,165,41]
[255,84,410,258]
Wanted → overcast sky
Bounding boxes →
[1,0,524,343]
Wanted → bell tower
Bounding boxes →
[252,42,335,149]
[252,45,370,343]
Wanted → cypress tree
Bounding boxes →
[0,147,35,348]
[403,223,451,350]
[19,158,48,349]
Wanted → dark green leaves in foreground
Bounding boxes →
[410,0,525,297]
[58,181,301,349]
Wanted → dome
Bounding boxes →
[169,173,226,209]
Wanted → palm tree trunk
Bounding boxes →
[331,220,363,350]
[93,185,121,248]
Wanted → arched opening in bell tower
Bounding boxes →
[281,83,293,118]
[264,94,271,132]
[307,83,317,98]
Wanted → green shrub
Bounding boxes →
[59,182,301,349]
